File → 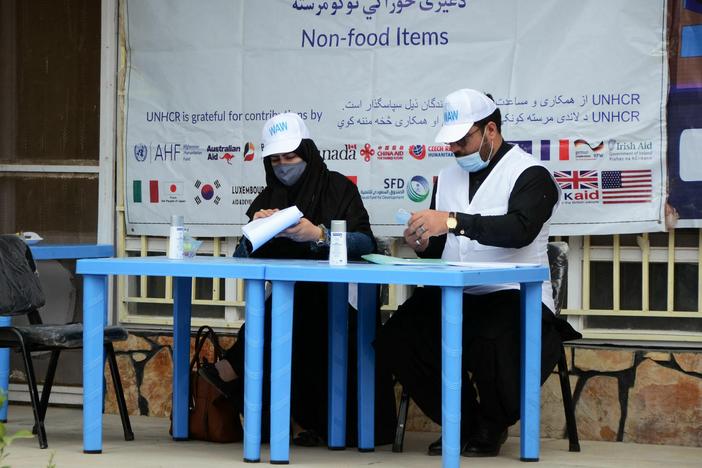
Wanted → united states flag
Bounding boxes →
[554,170,599,190]
[601,170,652,204]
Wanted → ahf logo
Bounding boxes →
[134,144,148,162]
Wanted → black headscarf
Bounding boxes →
[246,139,374,259]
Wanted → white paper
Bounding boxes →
[446,261,542,269]
[242,206,303,251]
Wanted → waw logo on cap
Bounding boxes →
[444,109,460,123]
[269,120,289,136]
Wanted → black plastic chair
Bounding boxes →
[0,235,134,448]
[392,240,580,452]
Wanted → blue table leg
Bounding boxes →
[356,283,376,452]
[244,279,265,463]
[0,315,10,422]
[441,286,463,468]
[270,280,294,464]
[83,274,107,453]
[328,282,349,450]
[172,276,192,441]
[520,281,542,462]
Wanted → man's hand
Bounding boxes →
[407,209,450,244]
[253,208,279,220]
[403,226,429,252]
[279,217,321,243]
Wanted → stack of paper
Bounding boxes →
[242,206,303,251]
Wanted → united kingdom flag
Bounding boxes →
[553,170,599,190]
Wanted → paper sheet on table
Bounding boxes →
[242,206,303,251]
[362,254,540,269]
[446,261,542,269]
[362,254,447,266]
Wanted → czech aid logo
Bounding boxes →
[407,144,426,160]
[134,144,148,162]
[243,142,255,161]
[194,179,221,205]
[407,176,430,203]
[360,143,375,162]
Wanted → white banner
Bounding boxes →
[123,0,668,237]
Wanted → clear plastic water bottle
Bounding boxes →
[329,219,347,266]
[168,214,185,260]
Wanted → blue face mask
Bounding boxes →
[454,130,493,173]
[273,161,307,186]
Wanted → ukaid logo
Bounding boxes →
[407,144,426,160]
[407,175,430,203]
[194,179,222,205]
[321,144,357,161]
[554,170,600,204]
[376,144,405,160]
[427,145,453,158]
[573,140,605,160]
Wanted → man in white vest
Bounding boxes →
[376,89,578,457]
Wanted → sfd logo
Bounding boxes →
[384,178,405,189]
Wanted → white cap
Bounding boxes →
[260,112,311,157]
[434,89,497,143]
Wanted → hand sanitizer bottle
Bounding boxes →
[329,220,347,266]
[168,215,185,260]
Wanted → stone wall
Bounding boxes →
[103,332,702,448]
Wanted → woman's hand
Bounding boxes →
[279,217,321,243]
[253,208,279,220]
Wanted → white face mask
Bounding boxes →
[454,130,494,172]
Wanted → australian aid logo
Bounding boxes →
[553,170,600,204]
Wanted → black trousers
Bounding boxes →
[224,282,397,446]
[375,286,562,435]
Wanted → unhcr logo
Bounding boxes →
[444,109,459,123]
[269,121,288,136]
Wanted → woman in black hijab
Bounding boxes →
[200,113,396,447]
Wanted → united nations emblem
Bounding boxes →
[134,144,148,162]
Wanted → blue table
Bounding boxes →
[75,256,267,458]
[262,259,549,467]
[73,256,548,466]
[0,243,114,422]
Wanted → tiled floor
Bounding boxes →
[4,405,702,467]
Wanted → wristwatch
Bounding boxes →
[316,224,329,247]
[446,212,458,234]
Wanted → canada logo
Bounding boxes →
[408,144,426,160]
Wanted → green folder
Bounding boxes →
[362,254,447,266]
